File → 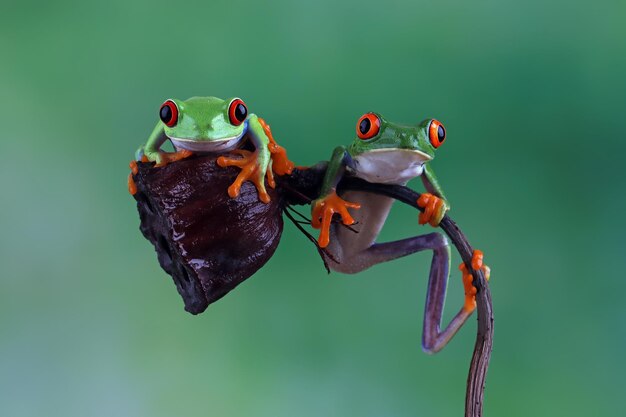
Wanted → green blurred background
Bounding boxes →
[1,0,625,416]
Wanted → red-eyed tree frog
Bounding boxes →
[130,96,293,203]
[310,113,490,353]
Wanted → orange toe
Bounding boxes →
[130,160,139,175]
[416,193,445,227]
[218,150,271,203]
[258,117,295,176]
[459,249,490,312]
[128,161,139,195]
[311,191,361,248]
[154,149,193,167]
[128,173,137,195]
[471,249,484,271]
[169,149,193,162]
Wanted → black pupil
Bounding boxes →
[234,103,247,121]
[160,104,172,123]
[359,118,371,135]
[438,125,446,142]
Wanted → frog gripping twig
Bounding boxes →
[130,97,293,203]
[311,113,489,353]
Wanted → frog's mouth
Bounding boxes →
[168,132,246,153]
[351,148,432,185]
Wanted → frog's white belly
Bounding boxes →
[351,148,430,184]
[169,134,245,153]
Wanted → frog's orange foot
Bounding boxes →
[154,149,194,167]
[311,191,361,248]
[217,150,272,203]
[417,193,448,227]
[128,173,137,195]
[459,249,491,312]
[269,143,295,176]
[128,160,139,195]
[258,117,295,176]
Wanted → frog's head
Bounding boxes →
[158,96,250,152]
[348,113,447,184]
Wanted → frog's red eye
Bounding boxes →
[159,100,179,127]
[356,113,381,140]
[228,98,248,126]
[428,119,446,148]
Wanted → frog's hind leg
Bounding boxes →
[334,232,473,354]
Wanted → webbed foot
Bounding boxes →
[152,149,193,167]
[416,193,449,227]
[127,160,140,195]
[311,191,361,248]
[459,249,491,312]
[217,150,273,203]
[129,150,193,195]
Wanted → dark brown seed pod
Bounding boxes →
[132,154,284,314]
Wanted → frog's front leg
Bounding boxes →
[139,123,193,167]
[311,146,362,247]
[257,117,295,176]
[217,114,273,203]
[416,163,450,227]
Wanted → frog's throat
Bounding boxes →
[168,132,245,153]
[351,148,433,185]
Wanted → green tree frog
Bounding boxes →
[310,113,489,353]
[132,96,293,203]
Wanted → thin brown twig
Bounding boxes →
[338,177,494,417]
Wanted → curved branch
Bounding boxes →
[133,158,493,416]
[339,177,493,417]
